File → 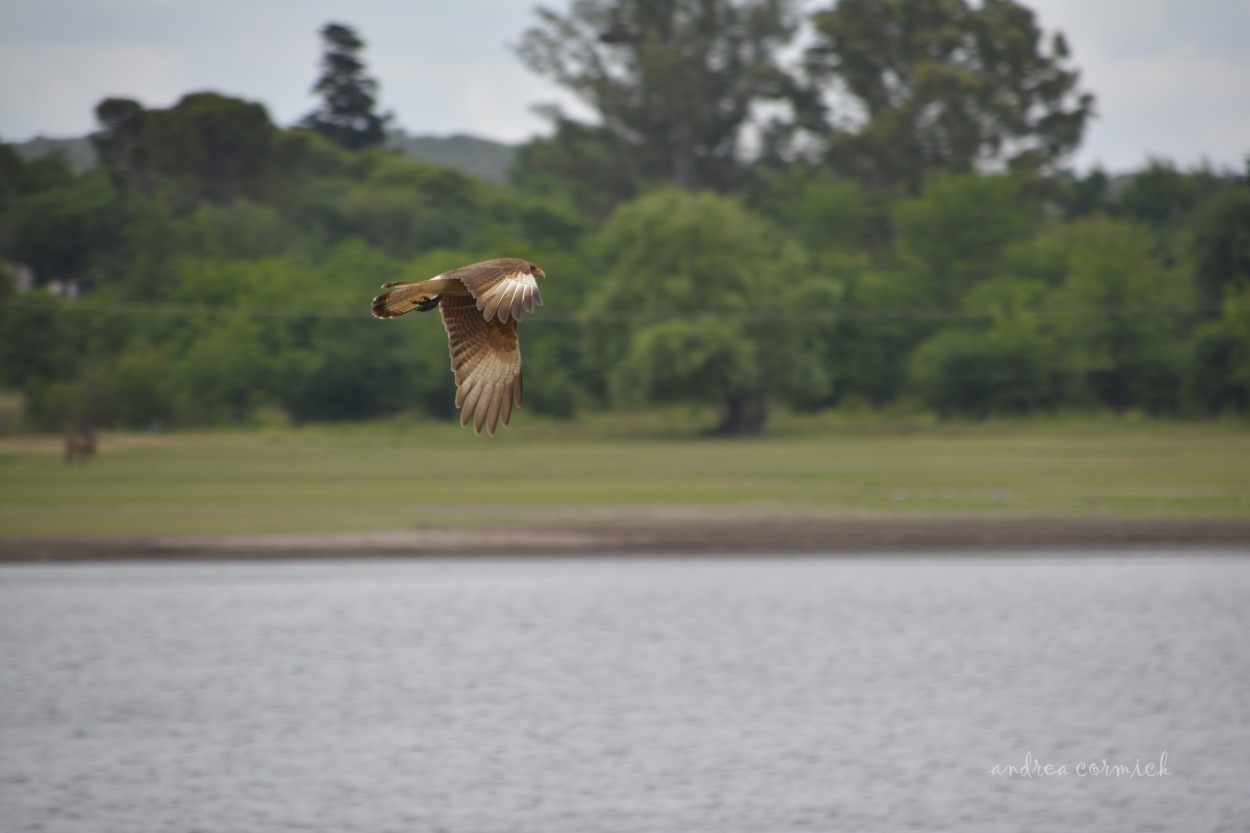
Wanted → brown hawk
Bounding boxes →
[371,258,545,435]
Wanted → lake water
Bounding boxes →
[1,553,1248,833]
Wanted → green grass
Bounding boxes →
[1,414,1248,538]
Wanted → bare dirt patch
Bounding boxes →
[3,518,1249,561]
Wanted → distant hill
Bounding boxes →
[9,131,519,185]
[10,135,97,174]
[385,131,517,185]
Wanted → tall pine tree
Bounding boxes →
[301,23,390,150]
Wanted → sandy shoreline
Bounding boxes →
[3,518,1250,561]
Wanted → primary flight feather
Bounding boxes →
[371,257,545,435]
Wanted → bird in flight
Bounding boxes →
[371,258,545,435]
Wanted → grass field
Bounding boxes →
[1,414,1248,538]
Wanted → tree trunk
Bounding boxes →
[718,390,767,436]
[672,143,699,191]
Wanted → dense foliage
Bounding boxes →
[2,2,1248,435]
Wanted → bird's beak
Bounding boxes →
[533,267,546,279]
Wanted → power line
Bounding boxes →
[0,298,1221,324]
[1,300,361,320]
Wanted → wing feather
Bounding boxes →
[481,287,504,322]
[500,382,514,426]
[506,281,525,323]
[439,294,522,435]
[461,382,485,429]
[495,281,518,324]
[483,380,504,434]
[447,258,542,324]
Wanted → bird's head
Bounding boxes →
[528,263,546,279]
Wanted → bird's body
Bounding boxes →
[371,258,544,435]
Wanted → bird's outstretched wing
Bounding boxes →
[440,293,522,436]
[371,257,542,435]
[446,258,543,324]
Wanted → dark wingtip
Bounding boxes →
[371,291,439,318]
[371,293,399,319]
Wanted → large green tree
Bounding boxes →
[300,23,391,150]
[0,149,120,288]
[516,0,804,202]
[1191,186,1250,314]
[92,93,278,206]
[806,0,1094,194]
[586,188,836,434]
[1041,218,1189,412]
[894,173,1032,307]
[809,173,1032,408]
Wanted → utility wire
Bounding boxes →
[0,298,1223,324]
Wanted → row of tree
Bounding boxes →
[516,0,1093,213]
[1,1,1248,434]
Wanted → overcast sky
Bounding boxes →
[1,0,1247,173]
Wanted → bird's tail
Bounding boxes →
[371,280,443,319]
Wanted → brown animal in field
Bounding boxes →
[64,430,96,464]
